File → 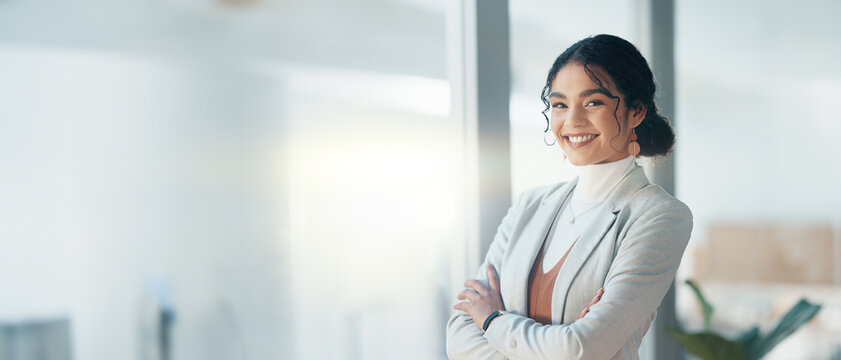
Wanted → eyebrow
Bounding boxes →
[548,88,608,99]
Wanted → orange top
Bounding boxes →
[527,239,576,325]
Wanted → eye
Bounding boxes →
[585,100,604,107]
[551,102,568,109]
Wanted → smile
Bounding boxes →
[564,134,599,148]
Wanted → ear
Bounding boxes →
[628,100,646,128]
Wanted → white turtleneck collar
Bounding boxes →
[571,155,637,207]
[541,156,638,272]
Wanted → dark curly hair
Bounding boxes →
[540,34,674,157]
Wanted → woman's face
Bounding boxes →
[548,62,645,166]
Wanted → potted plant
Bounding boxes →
[668,279,821,360]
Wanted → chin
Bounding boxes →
[566,157,590,166]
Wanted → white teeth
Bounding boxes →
[569,135,595,143]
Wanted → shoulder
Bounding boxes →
[616,183,693,244]
[514,181,571,209]
[602,166,691,224]
[625,183,693,222]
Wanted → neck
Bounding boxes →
[572,156,636,205]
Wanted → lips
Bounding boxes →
[563,133,599,149]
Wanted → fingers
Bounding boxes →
[464,279,490,296]
[578,309,588,319]
[589,288,604,305]
[486,263,501,293]
[453,266,504,316]
[578,288,605,319]
[456,288,481,302]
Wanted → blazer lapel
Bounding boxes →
[551,205,617,322]
[603,166,651,212]
[550,165,650,322]
[503,179,576,314]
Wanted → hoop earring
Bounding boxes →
[543,130,556,146]
[628,128,640,157]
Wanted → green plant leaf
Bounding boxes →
[746,299,821,360]
[667,327,744,360]
[685,279,714,331]
[735,326,759,349]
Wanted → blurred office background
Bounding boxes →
[0,0,839,359]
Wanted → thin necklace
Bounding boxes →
[569,202,601,225]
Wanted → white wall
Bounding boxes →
[675,0,841,253]
[0,0,453,359]
[0,47,291,359]
[673,1,841,358]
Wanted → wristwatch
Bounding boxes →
[482,310,505,332]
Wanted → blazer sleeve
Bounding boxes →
[445,191,533,360]
[481,200,693,360]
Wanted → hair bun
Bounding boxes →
[637,112,674,157]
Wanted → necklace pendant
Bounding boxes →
[569,219,575,225]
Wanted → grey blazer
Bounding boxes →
[446,166,693,360]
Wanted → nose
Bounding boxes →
[568,104,587,127]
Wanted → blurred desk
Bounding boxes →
[0,318,71,360]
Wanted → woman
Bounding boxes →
[446,34,693,359]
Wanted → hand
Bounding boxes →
[578,288,604,319]
[453,262,505,330]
